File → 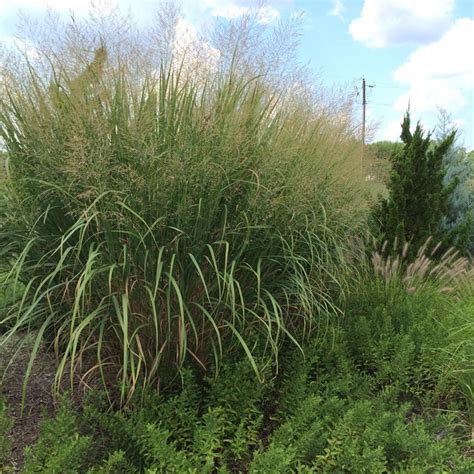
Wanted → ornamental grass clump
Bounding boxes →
[371,238,473,294]
[0,11,365,404]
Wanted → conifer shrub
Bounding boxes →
[373,112,467,257]
[435,109,474,255]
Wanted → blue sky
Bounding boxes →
[1,0,473,149]
[295,0,474,150]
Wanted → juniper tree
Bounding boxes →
[374,111,467,257]
[435,108,473,254]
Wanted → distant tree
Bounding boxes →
[435,108,473,254]
[373,111,467,258]
[366,141,403,182]
[367,140,403,161]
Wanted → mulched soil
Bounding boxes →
[0,333,80,472]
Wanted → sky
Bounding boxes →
[1,0,473,150]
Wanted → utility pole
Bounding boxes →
[362,78,366,150]
[361,78,374,167]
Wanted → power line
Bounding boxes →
[367,101,394,107]
[371,83,407,90]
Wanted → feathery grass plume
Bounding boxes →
[371,238,473,294]
[0,4,367,405]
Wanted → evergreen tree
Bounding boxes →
[435,108,473,254]
[374,111,465,257]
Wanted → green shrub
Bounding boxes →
[19,319,474,473]
[310,398,472,473]
[86,451,136,474]
[75,357,273,472]
[139,423,196,472]
[22,399,92,473]
[248,445,295,473]
[250,374,473,472]
[341,274,473,408]
[443,293,474,424]
[248,269,474,472]
[0,397,12,468]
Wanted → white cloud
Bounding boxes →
[349,0,455,48]
[208,3,249,19]
[394,18,474,84]
[0,1,282,26]
[377,118,403,142]
[328,0,346,20]
[172,16,221,79]
[0,0,91,15]
[256,5,280,24]
[392,18,474,113]
[199,1,280,24]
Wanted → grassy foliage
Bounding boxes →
[0,37,365,403]
[7,270,473,472]
[0,6,472,472]
[370,238,473,295]
[250,275,473,472]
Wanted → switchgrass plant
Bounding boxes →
[0,20,365,403]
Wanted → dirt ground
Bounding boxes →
[0,333,61,472]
